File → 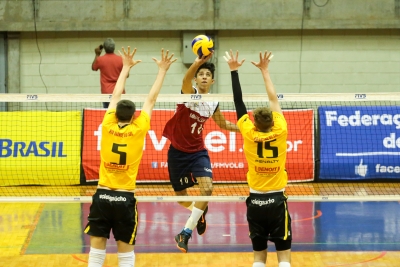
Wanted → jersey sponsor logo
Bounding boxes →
[151,162,158,168]
[104,162,129,170]
[99,194,127,202]
[255,166,280,173]
[189,112,206,122]
[255,159,279,163]
[251,198,275,206]
[0,139,66,158]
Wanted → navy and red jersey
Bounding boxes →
[163,90,218,153]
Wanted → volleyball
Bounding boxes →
[191,35,214,57]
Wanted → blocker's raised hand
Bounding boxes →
[224,49,245,71]
[251,50,274,71]
[119,46,142,69]
[152,48,178,71]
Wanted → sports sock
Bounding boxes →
[279,262,291,267]
[118,250,135,267]
[186,202,194,211]
[88,247,106,267]
[252,262,265,267]
[184,207,204,230]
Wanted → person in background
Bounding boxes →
[224,49,292,267]
[92,38,127,108]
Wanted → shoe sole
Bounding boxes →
[174,237,188,253]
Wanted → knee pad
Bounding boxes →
[118,250,135,267]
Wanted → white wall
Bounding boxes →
[19,30,400,95]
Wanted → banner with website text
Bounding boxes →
[319,106,400,180]
[0,111,81,186]
[82,109,314,183]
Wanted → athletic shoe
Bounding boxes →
[174,230,191,253]
[196,206,208,235]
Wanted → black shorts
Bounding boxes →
[246,191,292,251]
[167,145,213,191]
[84,189,138,245]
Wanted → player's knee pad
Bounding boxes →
[274,238,292,251]
[251,236,268,251]
[118,250,135,267]
[88,247,106,267]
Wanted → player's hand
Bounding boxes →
[251,50,274,71]
[94,44,103,55]
[194,51,214,65]
[152,48,178,71]
[223,50,245,71]
[119,46,142,69]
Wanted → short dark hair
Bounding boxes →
[116,100,136,122]
[253,107,273,132]
[195,62,215,78]
[103,38,115,53]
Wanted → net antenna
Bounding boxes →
[0,93,400,203]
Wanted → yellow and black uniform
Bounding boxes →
[99,109,150,190]
[84,109,150,245]
[231,70,291,252]
[237,112,288,191]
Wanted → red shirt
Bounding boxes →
[92,53,125,94]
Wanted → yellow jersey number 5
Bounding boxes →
[111,143,127,165]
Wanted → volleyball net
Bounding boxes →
[0,93,399,202]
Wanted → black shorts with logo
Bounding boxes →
[167,145,213,191]
[246,191,292,251]
[84,189,138,245]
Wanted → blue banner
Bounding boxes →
[319,106,400,180]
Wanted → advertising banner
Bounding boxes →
[0,111,81,186]
[82,109,314,183]
[319,106,400,180]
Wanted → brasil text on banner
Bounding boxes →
[0,111,81,186]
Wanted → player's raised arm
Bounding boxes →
[108,46,141,110]
[251,51,281,114]
[181,53,213,94]
[224,49,247,121]
[142,49,177,118]
[212,107,239,132]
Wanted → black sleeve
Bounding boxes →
[231,70,247,120]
